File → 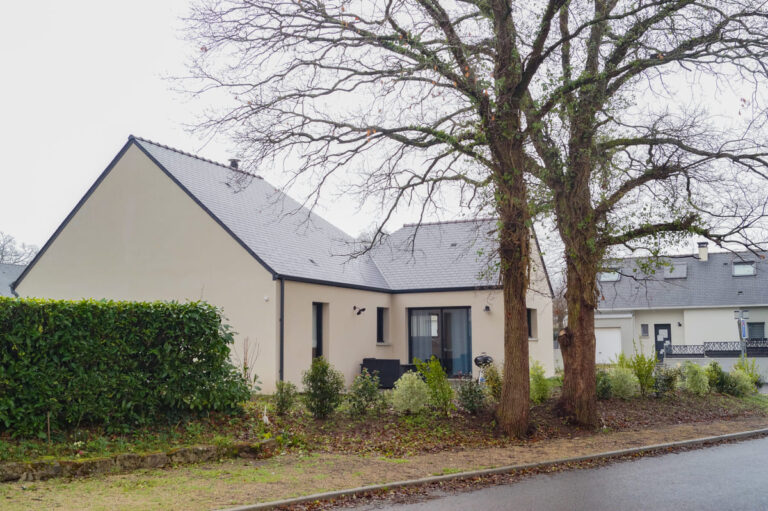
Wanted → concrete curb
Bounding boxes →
[217,427,768,511]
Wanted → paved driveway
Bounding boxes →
[347,437,768,511]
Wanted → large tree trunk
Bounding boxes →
[495,169,531,438]
[557,256,598,427]
[554,179,600,426]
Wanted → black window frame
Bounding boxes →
[312,302,323,358]
[376,307,387,344]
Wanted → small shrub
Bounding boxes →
[653,366,679,397]
[723,370,754,397]
[596,370,612,400]
[628,348,656,397]
[273,381,297,415]
[392,372,430,414]
[347,369,381,417]
[457,379,486,414]
[705,361,726,393]
[613,352,631,369]
[415,357,454,415]
[482,362,503,402]
[529,360,551,404]
[734,355,761,389]
[608,367,639,400]
[681,362,710,396]
[302,357,345,419]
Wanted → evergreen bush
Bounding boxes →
[392,372,430,414]
[273,381,298,415]
[302,357,345,419]
[608,367,639,399]
[529,360,551,404]
[596,370,612,400]
[347,369,381,417]
[456,378,486,414]
[415,356,454,415]
[482,362,503,402]
[681,362,710,396]
[653,366,679,397]
[723,369,754,397]
[0,297,249,437]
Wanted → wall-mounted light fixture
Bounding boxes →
[677,322,682,327]
[483,305,491,312]
[353,305,366,315]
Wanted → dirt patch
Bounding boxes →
[2,417,766,511]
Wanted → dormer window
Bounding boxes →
[598,269,620,282]
[733,261,756,277]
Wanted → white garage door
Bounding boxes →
[595,328,622,364]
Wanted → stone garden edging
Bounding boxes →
[0,438,277,483]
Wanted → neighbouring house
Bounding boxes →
[594,242,768,365]
[12,136,555,392]
[0,263,25,297]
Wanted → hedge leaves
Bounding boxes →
[0,298,249,436]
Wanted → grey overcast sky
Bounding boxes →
[0,1,755,272]
[0,0,393,249]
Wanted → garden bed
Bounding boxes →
[3,391,765,468]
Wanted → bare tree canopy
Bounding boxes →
[184,0,768,432]
[0,232,37,265]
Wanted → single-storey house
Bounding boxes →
[594,242,768,362]
[1,263,26,297]
[12,136,555,391]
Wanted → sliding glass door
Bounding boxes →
[409,307,471,376]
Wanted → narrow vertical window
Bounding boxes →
[312,302,323,358]
[377,307,389,344]
[526,308,537,339]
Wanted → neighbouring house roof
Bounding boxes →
[0,263,25,297]
[598,251,768,310]
[14,136,553,294]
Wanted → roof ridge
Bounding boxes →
[129,135,262,179]
[402,217,496,228]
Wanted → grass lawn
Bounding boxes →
[2,415,767,511]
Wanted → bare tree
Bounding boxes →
[0,232,37,265]
[183,0,768,433]
[529,1,768,426]
[184,0,578,437]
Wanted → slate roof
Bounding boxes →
[370,219,501,290]
[0,263,25,297]
[598,251,768,310]
[131,137,513,292]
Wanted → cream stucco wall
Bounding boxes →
[281,280,394,387]
[597,306,768,356]
[15,144,280,391]
[282,281,554,388]
[683,307,768,344]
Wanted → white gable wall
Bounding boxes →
[15,144,280,390]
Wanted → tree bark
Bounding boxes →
[554,182,600,427]
[495,157,531,438]
[557,260,598,427]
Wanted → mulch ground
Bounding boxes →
[247,392,767,457]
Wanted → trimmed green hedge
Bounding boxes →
[0,297,250,437]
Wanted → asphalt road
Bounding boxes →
[348,437,768,511]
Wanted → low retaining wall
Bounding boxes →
[0,438,277,483]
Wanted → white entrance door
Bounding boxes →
[595,328,622,364]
